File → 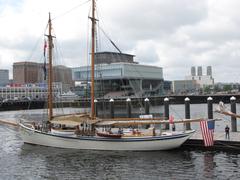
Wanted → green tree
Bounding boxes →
[223,85,232,92]
[203,86,211,94]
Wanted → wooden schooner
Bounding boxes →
[19,0,196,151]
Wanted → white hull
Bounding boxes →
[19,123,195,151]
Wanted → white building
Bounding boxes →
[0,82,62,100]
[186,66,214,88]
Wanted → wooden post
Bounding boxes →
[126,98,131,118]
[109,98,114,119]
[144,98,150,114]
[185,97,191,130]
[164,97,170,130]
[230,96,237,132]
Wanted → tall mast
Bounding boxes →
[47,13,53,120]
[90,0,96,119]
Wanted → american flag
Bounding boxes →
[200,120,215,147]
[169,115,174,124]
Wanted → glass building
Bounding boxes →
[72,52,164,98]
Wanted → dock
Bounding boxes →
[182,131,240,150]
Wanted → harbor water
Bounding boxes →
[0,104,240,179]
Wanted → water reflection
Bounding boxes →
[19,145,197,180]
[203,152,216,179]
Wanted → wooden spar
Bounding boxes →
[0,119,18,127]
[95,118,221,126]
[90,0,96,119]
[47,13,53,120]
[215,110,240,119]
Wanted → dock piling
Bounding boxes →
[164,97,170,130]
[144,98,150,115]
[109,98,114,118]
[94,99,98,117]
[126,98,131,118]
[230,96,237,132]
[207,97,213,120]
[185,97,191,130]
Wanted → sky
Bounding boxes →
[0,0,240,83]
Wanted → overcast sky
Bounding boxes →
[0,0,240,83]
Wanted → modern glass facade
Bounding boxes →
[72,63,164,98]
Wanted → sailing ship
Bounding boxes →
[19,0,196,151]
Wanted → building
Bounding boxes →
[53,65,74,91]
[72,52,164,98]
[0,82,62,100]
[207,66,212,76]
[13,62,73,92]
[191,66,196,76]
[163,80,172,95]
[186,66,214,88]
[197,66,202,76]
[0,69,9,86]
[13,62,40,84]
[172,80,199,94]
[95,52,135,64]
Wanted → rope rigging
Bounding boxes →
[52,0,91,21]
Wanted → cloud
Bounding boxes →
[0,0,239,83]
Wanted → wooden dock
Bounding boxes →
[182,131,240,150]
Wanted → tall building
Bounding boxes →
[13,61,73,91]
[0,69,9,86]
[207,66,212,76]
[197,66,202,76]
[13,62,40,84]
[191,66,196,76]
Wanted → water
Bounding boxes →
[0,105,240,180]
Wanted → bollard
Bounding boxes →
[164,97,170,130]
[230,96,237,132]
[109,99,114,119]
[185,97,191,130]
[144,98,150,115]
[126,98,131,118]
[94,99,98,118]
[207,97,213,120]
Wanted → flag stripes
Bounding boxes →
[200,120,214,147]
